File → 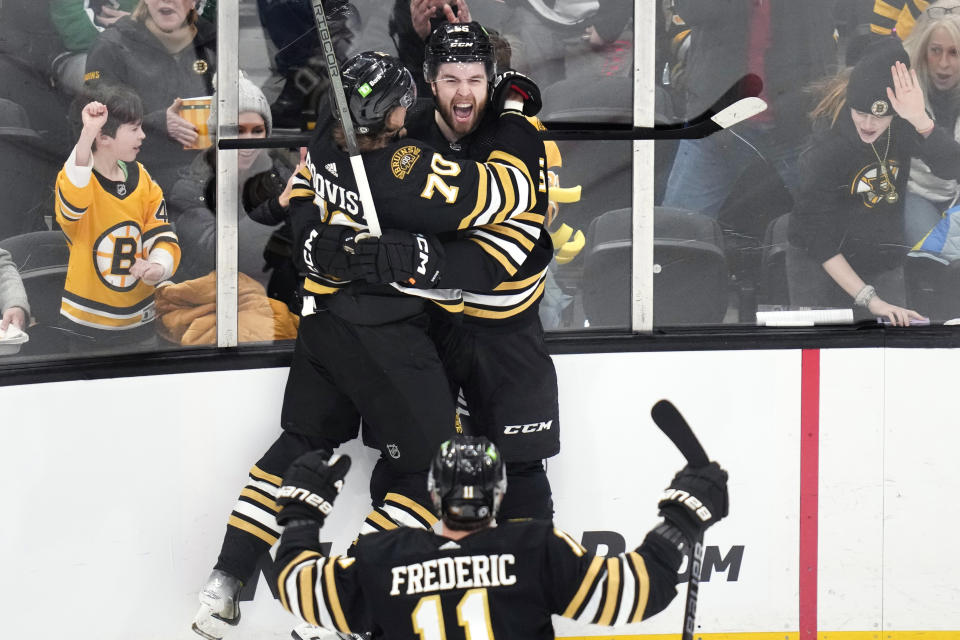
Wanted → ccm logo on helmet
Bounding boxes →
[661,488,713,521]
[503,420,552,435]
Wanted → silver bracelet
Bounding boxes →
[855,284,877,308]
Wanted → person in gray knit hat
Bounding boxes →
[167,71,301,305]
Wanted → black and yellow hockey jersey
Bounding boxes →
[276,519,682,639]
[288,110,546,315]
[871,0,929,39]
[55,150,180,330]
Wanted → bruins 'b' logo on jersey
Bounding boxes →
[391,145,422,179]
[93,221,144,292]
[851,160,900,208]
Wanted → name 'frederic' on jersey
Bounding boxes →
[389,553,517,596]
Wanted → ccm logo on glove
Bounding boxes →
[661,488,712,522]
[415,234,430,277]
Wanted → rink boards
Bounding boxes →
[3,347,958,639]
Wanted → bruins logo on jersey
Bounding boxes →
[93,221,144,292]
[391,145,421,179]
[851,160,900,208]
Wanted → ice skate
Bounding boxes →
[191,569,243,639]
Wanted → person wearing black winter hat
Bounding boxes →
[787,37,960,326]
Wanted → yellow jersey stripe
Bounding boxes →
[469,237,517,275]
[483,223,535,251]
[61,301,148,328]
[240,487,279,513]
[324,555,351,632]
[627,551,650,622]
[597,557,621,625]
[487,149,534,194]
[459,163,490,230]
[366,510,399,531]
[563,555,604,618]
[277,550,321,613]
[227,515,279,545]
[494,271,545,292]
[464,280,545,319]
[384,492,440,526]
[299,561,319,626]
[303,279,342,294]
[873,0,902,19]
[490,162,517,225]
[250,465,283,486]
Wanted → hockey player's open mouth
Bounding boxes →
[453,103,474,122]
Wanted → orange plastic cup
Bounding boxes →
[179,96,212,150]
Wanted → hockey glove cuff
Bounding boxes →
[354,230,445,288]
[276,450,352,527]
[657,461,729,542]
[490,70,542,117]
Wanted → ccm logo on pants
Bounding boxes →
[503,421,553,435]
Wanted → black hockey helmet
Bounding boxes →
[423,21,496,82]
[335,51,417,134]
[428,435,507,528]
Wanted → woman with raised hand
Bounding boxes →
[787,38,960,326]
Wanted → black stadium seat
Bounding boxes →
[580,207,729,327]
[0,230,69,327]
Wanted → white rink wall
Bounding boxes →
[3,348,959,640]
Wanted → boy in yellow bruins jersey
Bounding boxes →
[56,85,180,351]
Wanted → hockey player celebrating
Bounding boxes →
[272,435,729,638]
[191,50,547,639]
[314,21,561,528]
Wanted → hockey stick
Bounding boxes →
[543,72,767,141]
[650,399,709,640]
[309,0,382,236]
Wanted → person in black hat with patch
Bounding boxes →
[786,37,960,325]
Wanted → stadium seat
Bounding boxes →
[579,207,729,327]
[0,230,69,327]
[758,213,792,307]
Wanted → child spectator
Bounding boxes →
[55,84,180,352]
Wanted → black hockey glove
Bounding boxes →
[276,450,352,527]
[354,230,445,288]
[242,169,285,212]
[490,70,543,117]
[657,461,729,543]
[303,224,366,280]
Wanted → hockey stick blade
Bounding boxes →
[650,400,709,467]
[710,96,767,130]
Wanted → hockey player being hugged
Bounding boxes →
[55,84,180,352]
[191,50,548,640]
[311,21,563,527]
[272,435,729,638]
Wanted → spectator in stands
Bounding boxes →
[786,39,960,325]
[256,0,357,129]
[167,72,301,310]
[85,0,217,193]
[659,0,837,219]
[0,247,29,332]
[55,85,180,352]
[871,0,931,39]
[901,1,960,244]
[49,1,138,96]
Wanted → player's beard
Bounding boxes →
[438,95,486,138]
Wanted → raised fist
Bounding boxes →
[276,450,352,527]
[657,461,729,543]
[490,70,542,117]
